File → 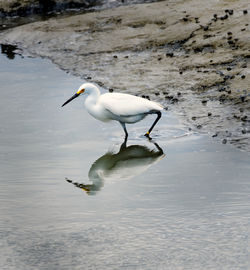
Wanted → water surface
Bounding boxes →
[0,51,250,270]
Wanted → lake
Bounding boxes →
[0,47,249,270]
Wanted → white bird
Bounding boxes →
[66,141,164,195]
[62,83,163,138]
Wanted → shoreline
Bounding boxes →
[0,0,249,150]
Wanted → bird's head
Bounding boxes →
[61,83,97,107]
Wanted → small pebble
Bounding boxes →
[201,100,207,104]
[242,129,247,134]
[240,96,246,102]
[191,116,197,120]
[228,10,234,15]
[222,139,227,144]
[213,14,217,18]
[241,115,247,121]
[223,75,231,81]
[220,14,228,20]
[197,125,202,129]
[203,26,209,31]
[177,92,181,96]
[241,28,246,31]
[204,34,212,39]
[194,47,203,53]
[208,112,212,116]
[241,75,246,79]
[155,92,160,96]
[218,87,226,92]
[219,94,226,102]
[166,52,174,57]
[227,67,232,71]
[241,63,247,68]
[109,88,114,92]
[171,98,179,103]
[179,71,183,75]
[113,55,118,58]
[243,10,248,15]
[227,31,232,35]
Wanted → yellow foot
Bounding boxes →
[144,132,152,140]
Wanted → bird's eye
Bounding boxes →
[77,89,85,94]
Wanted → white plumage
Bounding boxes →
[62,83,163,138]
[100,93,163,117]
[66,142,164,195]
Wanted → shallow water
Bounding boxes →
[0,51,250,270]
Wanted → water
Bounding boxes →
[0,49,250,270]
[0,0,160,31]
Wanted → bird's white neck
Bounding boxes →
[84,85,101,118]
[84,86,100,105]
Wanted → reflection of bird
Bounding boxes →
[66,139,165,195]
[62,83,163,138]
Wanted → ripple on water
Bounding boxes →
[1,215,249,270]
[1,47,250,270]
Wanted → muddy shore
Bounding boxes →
[0,0,102,17]
[0,0,249,150]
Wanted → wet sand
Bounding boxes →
[0,0,249,150]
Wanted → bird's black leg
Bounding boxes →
[152,141,164,154]
[120,122,128,139]
[144,111,162,138]
[120,136,128,151]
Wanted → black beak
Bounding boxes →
[61,93,79,107]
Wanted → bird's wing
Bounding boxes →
[99,93,163,117]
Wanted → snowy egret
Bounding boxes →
[62,83,163,138]
[66,140,164,195]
